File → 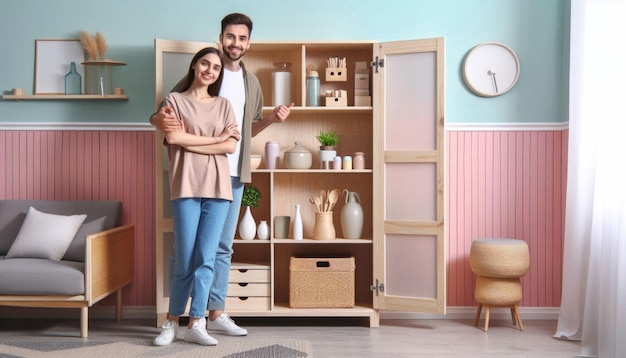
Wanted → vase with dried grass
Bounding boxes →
[79,31,126,95]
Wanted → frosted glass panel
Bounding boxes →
[163,232,174,296]
[162,171,172,219]
[162,52,194,97]
[385,163,436,221]
[385,52,436,151]
[385,234,436,298]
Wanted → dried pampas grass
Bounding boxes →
[95,32,107,60]
[80,30,108,61]
[80,30,98,60]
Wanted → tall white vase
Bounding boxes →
[238,206,256,240]
[293,204,303,240]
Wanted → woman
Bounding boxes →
[153,47,240,347]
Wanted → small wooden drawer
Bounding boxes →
[229,268,270,283]
[228,282,271,297]
[226,296,271,311]
[325,95,348,107]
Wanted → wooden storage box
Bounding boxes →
[289,257,355,308]
[325,67,347,81]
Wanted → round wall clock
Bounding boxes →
[463,42,520,97]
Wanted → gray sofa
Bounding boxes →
[0,200,134,337]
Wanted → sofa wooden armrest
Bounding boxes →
[86,224,135,319]
[0,224,134,338]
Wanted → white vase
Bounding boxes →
[341,190,364,239]
[293,204,303,240]
[257,220,269,240]
[238,206,256,240]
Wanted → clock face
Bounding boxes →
[463,42,520,97]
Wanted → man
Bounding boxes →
[151,13,293,337]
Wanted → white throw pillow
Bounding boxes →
[6,207,87,260]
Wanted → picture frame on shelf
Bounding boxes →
[34,39,85,94]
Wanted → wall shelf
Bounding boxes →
[2,94,128,101]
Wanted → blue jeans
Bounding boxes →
[169,197,229,318]
[207,176,243,311]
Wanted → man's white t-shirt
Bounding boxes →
[219,68,246,177]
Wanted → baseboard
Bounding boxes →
[0,306,156,321]
[380,306,561,320]
[0,306,561,321]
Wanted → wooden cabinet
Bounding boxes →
[154,38,445,327]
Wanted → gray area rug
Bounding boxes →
[0,340,311,358]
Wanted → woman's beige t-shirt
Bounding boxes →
[165,92,238,201]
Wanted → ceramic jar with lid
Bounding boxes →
[284,142,313,169]
[353,152,365,170]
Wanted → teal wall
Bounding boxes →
[0,0,568,124]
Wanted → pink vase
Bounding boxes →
[265,141,280,169]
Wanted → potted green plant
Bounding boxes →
[316,130,340,150]
[316,130,340,167]
[239,186,262,240]
[241,185,262,208]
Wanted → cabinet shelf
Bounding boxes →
[2,94,129,101]
[273,238,372,244]
[263,106,371,115]
[252,169,372,174]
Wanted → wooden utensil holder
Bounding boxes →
[326,67,347,81]
[312,211,336,240]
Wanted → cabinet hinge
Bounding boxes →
[370,279,385,296]
[371,57,384,73]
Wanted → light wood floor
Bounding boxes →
[0,316,581,357]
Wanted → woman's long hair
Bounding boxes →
[173,47,224,96]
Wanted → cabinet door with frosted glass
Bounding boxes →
[154,39,215,325]
[372,38,446,314]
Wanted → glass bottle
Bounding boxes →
[306,70,320,106]
[65,62,81,95]
[272,62,292,106]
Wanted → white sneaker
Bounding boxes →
[153,319,178,346]
[206,313,248,336]
[185,318,218,346]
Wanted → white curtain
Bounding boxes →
[555,0,626,357]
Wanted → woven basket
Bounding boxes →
[469,238,529,278]
[289,257,355,308]
[474,276,522,305]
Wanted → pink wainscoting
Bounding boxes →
[446,130,569,307]
[1,128,568,308]
[0,130,156,307]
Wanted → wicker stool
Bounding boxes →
[469,238,529,332]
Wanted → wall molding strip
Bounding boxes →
[0,122,154,131]
[445,122,569,131]
[0,122,568,132]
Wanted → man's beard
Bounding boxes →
[223,45,246,62]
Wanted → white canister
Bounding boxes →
[272,62,292,106]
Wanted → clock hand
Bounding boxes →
[488,70,498,93]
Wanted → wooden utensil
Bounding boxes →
[315,196,323,213]
[327,188,340,212]
[321,189,328,212]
